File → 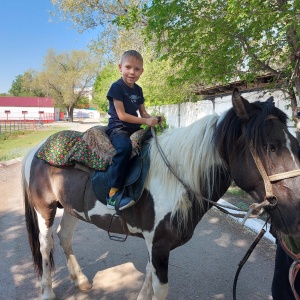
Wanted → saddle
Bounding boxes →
[92,142,151,206]
[35,125,152,208]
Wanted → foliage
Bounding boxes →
[51,2,195,107]
[51,0,300,127]
[75,96,89,109]
[140,113,168,135]
[144,0,300,122]
[93,63,119,112]
[139,48,197,107]
[9,73,45,97]
[9,75,24,96]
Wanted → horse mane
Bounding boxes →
[213,99,288,165]
[148,99,288,235]
[148,113,226,232]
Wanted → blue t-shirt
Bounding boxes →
[107,78,144,131]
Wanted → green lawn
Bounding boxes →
[0,126,74,161]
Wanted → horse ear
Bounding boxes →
[266,96,275,105]
[232,88,252,122]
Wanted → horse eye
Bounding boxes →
[264,144,276,152]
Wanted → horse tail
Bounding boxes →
[22,150,55,278]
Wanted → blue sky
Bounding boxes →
[0,0,98,94]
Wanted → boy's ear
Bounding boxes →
[118,64,122,72]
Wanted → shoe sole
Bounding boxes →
[107,204,115,210]
[119,200,136,211]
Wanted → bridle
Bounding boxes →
[151,119,300,220]
[246,115,300,218]
[152,115,300,300]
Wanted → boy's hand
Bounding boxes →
[156,116,163,123]
[145,117,158,127]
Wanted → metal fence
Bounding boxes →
[0,120,49,135]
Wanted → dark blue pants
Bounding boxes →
[272,241,300,300]
[106,127,135,189]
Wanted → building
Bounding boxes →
[0,97,59,122]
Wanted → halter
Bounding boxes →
[246,115,300,216]
[151,115,300,221]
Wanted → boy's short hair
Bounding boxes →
[121,50,143,64]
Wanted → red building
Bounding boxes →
[0,97,60,122]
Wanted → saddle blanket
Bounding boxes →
[35,126,144,171]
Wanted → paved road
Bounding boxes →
[0,124,276,300]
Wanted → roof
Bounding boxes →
[195,74,283,98]
[0,97,54,107]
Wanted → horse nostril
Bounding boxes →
[266,196,278,209]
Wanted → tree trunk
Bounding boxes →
[67,106,74,122]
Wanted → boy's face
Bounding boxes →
[118,56,144,88]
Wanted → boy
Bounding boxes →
[106,50,158,210]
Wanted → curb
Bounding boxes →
[0,157,23,167]
[0,157,275,243]
[216,199,275,243]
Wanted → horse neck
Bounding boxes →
[149,114,224,205]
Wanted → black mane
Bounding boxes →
[213,100,288,165]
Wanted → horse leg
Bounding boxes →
[35,210,56,300]
[138,235,169,300]
[150,244,169,300]
[137,261,153,300]
[56,211,92,291]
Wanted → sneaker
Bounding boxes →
[106,190,135,211]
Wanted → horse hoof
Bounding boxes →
[78,282,92,291]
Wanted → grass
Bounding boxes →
[0,126,73,161]
[226,184,248,197]
[225,183,253,211]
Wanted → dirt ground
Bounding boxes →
[0,121,277,299]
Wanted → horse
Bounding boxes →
[22,88,300,300]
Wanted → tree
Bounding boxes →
[52,0,300,127]
[93,63,119,112]
[9,72,45,97]
[9,75,24,96]
[37,49,100,121]
[144,0,300,124]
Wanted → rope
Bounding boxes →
[249,141,274,199]
[151,127,255,219]
[233,225,267,300]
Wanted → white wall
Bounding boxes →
[153,89,295,135]
[0,106,56,121]
[73,108,100,119]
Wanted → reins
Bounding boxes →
[151,118,300,300]
[151,127,256,220]
[232,219,269,300]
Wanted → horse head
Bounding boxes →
[215,88,300,237]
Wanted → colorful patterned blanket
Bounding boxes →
[35,126,144,171]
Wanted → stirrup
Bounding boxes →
[107,213,128,242]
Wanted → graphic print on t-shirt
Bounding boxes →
[125,93,140,104]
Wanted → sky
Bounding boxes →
[0,0,99,94]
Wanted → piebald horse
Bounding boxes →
[23,89,300,299]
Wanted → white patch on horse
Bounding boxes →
[284,130,299,167]
[24,140,47,183]
[72,209,86,219]
[88,200,116,218]
[146,114,224,231]
[35,209,56,300]
[127,224,143,234]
